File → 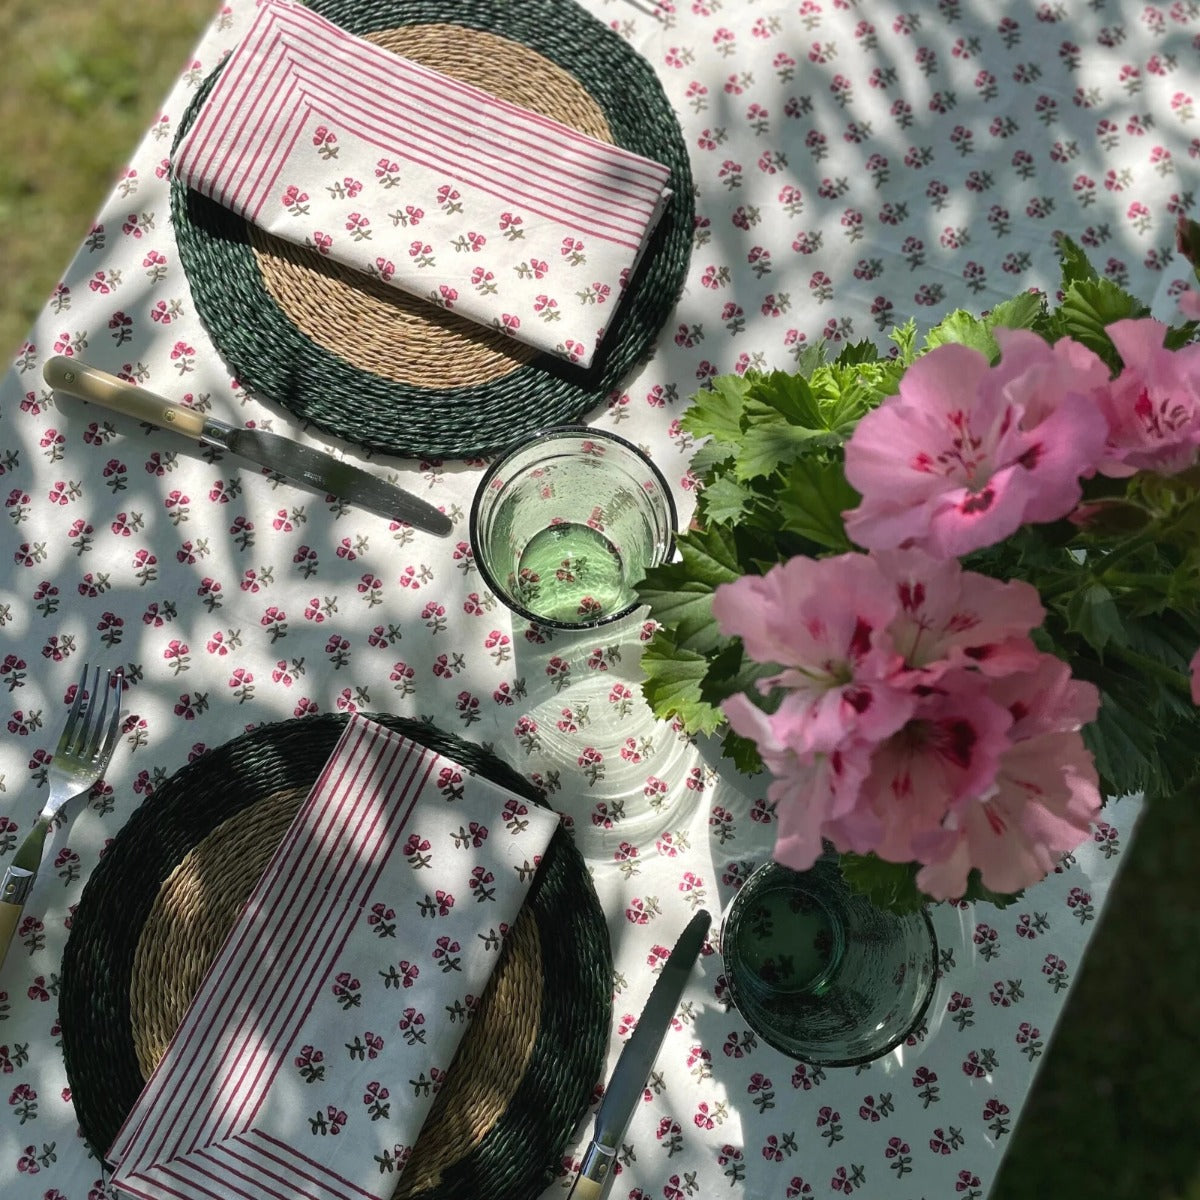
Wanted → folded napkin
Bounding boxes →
[108,714,559,1200]
[172,0,673,367]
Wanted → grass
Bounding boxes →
[0,0,214,358]
[2,4,1199,1197]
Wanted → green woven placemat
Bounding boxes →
[171,0,694,459]
[59,712,612,1200]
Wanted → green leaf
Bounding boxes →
[809,360,901,428]
[750,370,826,427]
[984,290,1045,333]
[634,524,742,654]
[923,309,1000,360]
[835,339,886,366]
[680,374,754,442]
[736,413,840,480]
[638,632,725,735]
[777,457,858,550]
[721,728,764,775]
[839,853,1023,912]
[1064,582,1124,654]
[697,473,757,526]
[698,638,779,707]
[1053,278,1149,369]
[838,854,927,915]
[889,319,919,364]
[1163,321,1200,351]
[1055,234,1100,288]
[792,340,827,377]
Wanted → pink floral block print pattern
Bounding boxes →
[107,714,558,1200]
[171,0,673,366]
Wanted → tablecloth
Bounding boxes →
[3,0,1191,1196]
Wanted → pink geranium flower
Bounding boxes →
[1094,317,1200,477]
[843,331,1108,557]
[851,671,1016,868]
[1177,288,1200,321]
[723,693,871,871]
[914,656,1101,898]
[715,549,1075,879]
[1190,646,1200,705]
[712,553,914,755]
[875,548,1045,680]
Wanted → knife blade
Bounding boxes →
[42,356,453,535]
[569,909,712,1200]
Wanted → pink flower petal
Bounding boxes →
[916,731,1100,899]
[1097,317,1200,476]
[858,673,1014,866]
[1177,288,1200,321]
[875,547,1045,677]
[713,553,911,754]
[845,334,1107,556]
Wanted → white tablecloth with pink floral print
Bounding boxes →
[2,0,1191,1197]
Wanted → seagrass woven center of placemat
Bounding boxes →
[130,782,543,1193]
[250,23,614,390]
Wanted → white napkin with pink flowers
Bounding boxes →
[107,713,559,1200]
[171,0,672,367]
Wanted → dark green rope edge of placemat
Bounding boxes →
[170,0,695,459]
[58,712,612,1200]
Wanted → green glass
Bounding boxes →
[470,426,677,629]
[722,854,938,1066]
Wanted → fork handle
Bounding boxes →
[0,818,51,969]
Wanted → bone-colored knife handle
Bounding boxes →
[43,356,207,440]
[0,894,27,971]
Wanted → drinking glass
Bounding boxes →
[721,853,938,1067]
[469,426,677,630]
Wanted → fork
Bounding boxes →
[0,662,124,967]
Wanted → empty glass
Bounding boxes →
[469,426,677,630]
[721,853,938,1067]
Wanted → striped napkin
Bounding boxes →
[172,0,673,367]
[107,714,559,1200]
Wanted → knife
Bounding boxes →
[569,909,712,1200]
[43,356,453,536]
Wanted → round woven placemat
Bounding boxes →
[171,0,694,459]
[59,713,612,1200]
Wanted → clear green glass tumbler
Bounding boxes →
[721,853,938,1067]
[469,425,677,630]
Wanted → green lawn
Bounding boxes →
[1,4,1198,1197]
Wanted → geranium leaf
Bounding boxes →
[777,457,858,550]
[639,632,725,735]
[984,291,1045,333]
[721,729,764,776]
[634,525,743,654]
[1064,582,1124,654]
[889,318,919,364]
[835,339,885,365]
[680,374,754,442]
[1053,278,1149,369]
[697,473,756,526]
[923,309,999,360]
[736,418,841,480]
[1055,234,1099,287]
[839,854,927,914]
[962,872,1024,909]
[698,638,779,706]
[748,370,825,428]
